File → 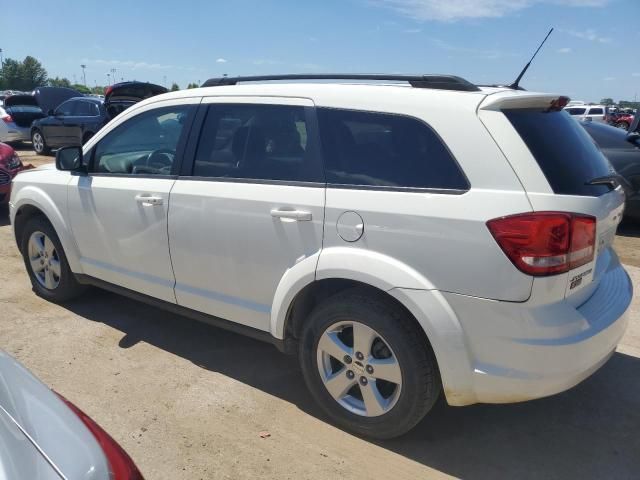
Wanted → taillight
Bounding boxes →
[487,212,596,276]
[1,115,13,123]
[56,393,144,480]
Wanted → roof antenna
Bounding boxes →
[510,28,554,90]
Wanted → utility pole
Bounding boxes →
[110,68,117,84]
[163,75,167,87]
[107,73,111,85]
[80,64,87,87]
[0,48,3,67]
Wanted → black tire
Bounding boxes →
[299,288,441,439]
[31,129,50,155]
[20,215,86,303]
[616,122,630,130]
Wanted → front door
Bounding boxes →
[169,98,325,330]
[67,99,198,302]
[44,100,77,147]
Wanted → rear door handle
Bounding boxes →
[270,209,312,221]
[135,194,163,206]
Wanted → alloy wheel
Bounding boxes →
[33,132,44,153]
[27,231,61,290]
[316,320,402,417]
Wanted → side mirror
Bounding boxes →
[55,146,85,172]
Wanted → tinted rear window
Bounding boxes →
[588,108,604,115]
[317,108,468,191]
[565,107,586,115]
[505,109,613,196]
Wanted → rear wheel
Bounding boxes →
[616,122,630,130]
[31,129,50,155]
[21,216,85,302]
[299,289,441,439]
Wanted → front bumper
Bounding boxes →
[440,251,632,405]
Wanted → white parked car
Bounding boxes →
[9,74,632,439]
[564,104,608,123]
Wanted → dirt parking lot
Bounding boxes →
[1,145,640,479]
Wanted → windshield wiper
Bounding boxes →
[586,174,620,190]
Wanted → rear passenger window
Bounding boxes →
[588,108,604,115]
[193,104,321,182]
[76,102,99,116]
[566,108,586,115]
[317,108,468,190]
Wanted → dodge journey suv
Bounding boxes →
[9,74,633,439]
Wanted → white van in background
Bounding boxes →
[564,104,608,123]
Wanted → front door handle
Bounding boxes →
[135,194,163,206]
[270,209,312,221]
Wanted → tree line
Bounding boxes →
[0,55,200,94]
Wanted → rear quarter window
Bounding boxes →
[317,108,469,191]
[505,108,613,196]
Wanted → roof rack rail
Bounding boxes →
[201,74,480,92]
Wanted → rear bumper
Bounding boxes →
[0,125,30,142]
[439,251,632,405]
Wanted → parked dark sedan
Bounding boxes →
[31,81,168,155]
[31,97,105,154]
[580,120,640,220]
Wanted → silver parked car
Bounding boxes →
[0,350,144,479]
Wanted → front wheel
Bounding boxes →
[21,216,86,302]
[299,289,441,439]
[31,130,50,155]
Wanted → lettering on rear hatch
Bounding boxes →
[569,268,593,290]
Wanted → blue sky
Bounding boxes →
[4,0,639,102]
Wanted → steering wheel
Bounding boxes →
[144,148,175,170]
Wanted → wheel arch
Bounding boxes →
[270,247,476,405]
[12,193,82,274]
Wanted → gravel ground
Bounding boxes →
[1,145,639,479]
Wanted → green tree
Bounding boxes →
[0,56,48,90]
[20,56,48,89]
[186,82,199,89]
[91,85,105,95]
[600,98,614,106]
[72,83,92,94]
[0,59,22,90]
[170,82,180,91]
[48,77,72,88]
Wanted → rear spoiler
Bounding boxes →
[479,91,569,111]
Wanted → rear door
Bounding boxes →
[168,97,325,331]
[62,100,100,144]
[479,94,625,302]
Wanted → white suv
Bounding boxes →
[564,104,608,123]
[9,74,632,439]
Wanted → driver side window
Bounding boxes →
[93,105,191,175]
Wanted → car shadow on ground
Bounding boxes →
[0,206,10,227]
[64,288,640,479]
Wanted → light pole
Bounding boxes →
[110,68,116,85]
[80,64,87,87]
[163,75,167,87]
[107,73,111,85]
[0,48,3,67]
